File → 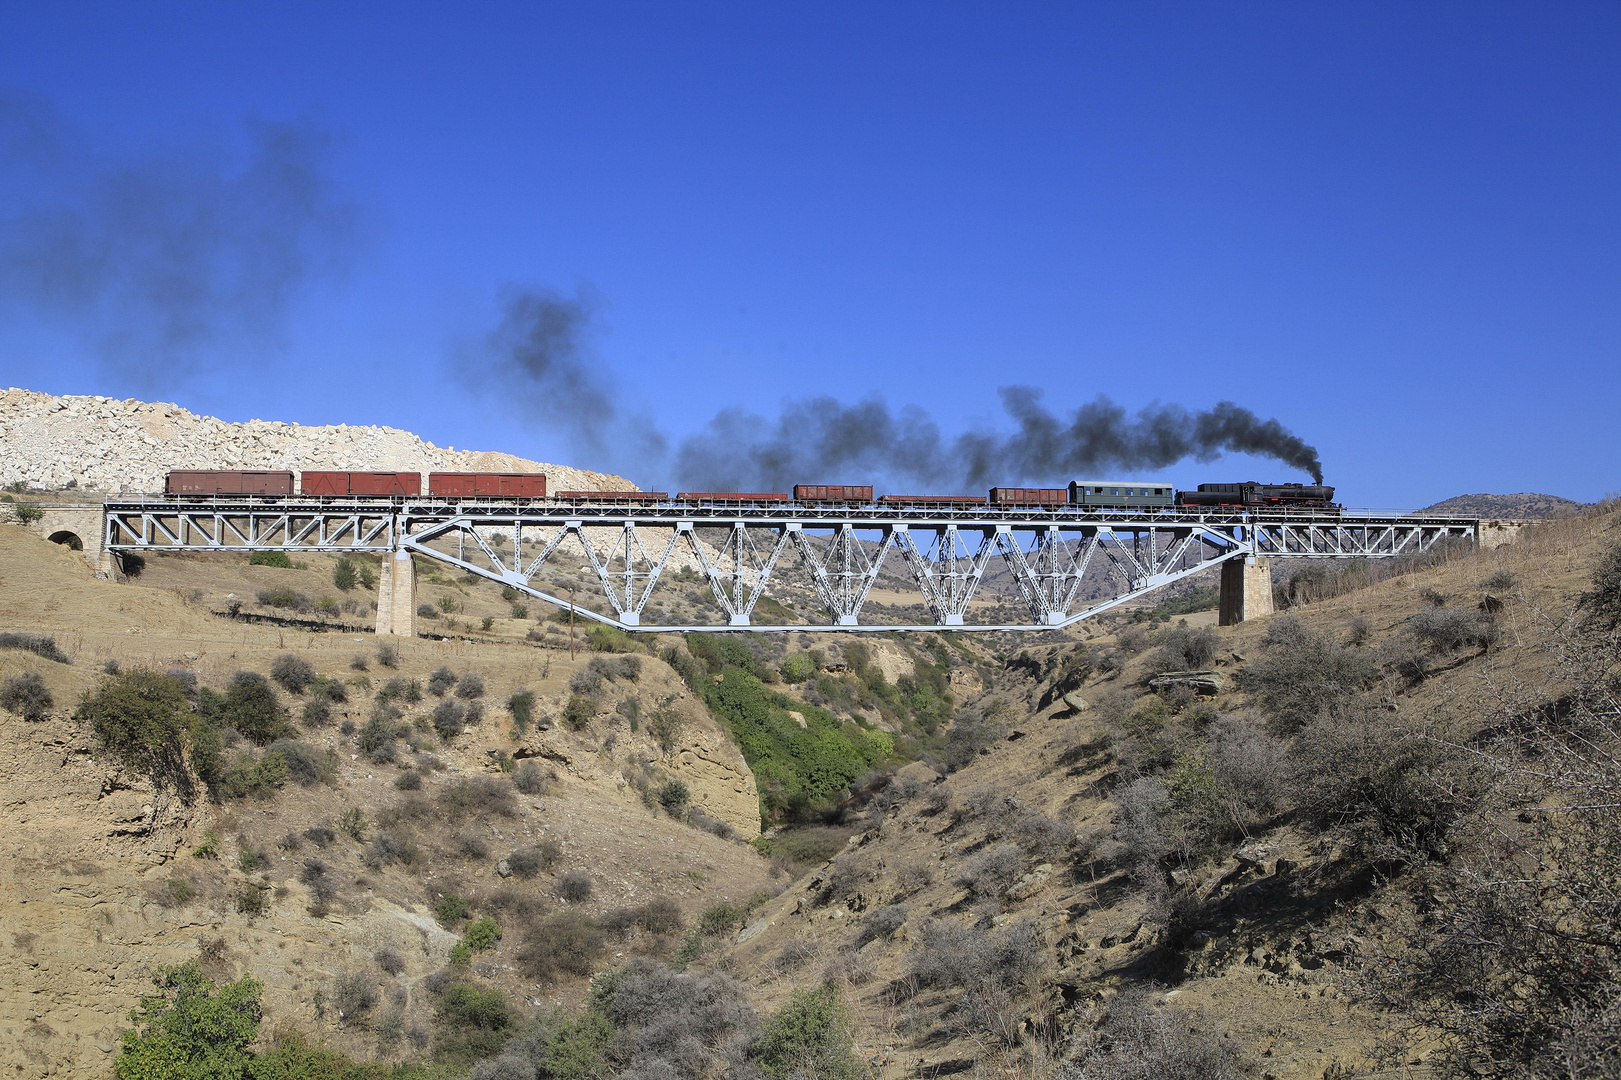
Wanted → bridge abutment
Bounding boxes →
[1219,556,1274,625]
[375,550,417,637]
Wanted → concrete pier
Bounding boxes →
[1219,556,1274,625]
[375,549,417,636]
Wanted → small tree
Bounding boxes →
[114,963,263,1080]
[332,557,358,591]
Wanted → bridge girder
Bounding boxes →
[102,500,1483,632]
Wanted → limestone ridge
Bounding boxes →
[0,387,637,495]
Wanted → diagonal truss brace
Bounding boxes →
[894,525,1000,626]
[683,522,794,627]
[790,524,894,626]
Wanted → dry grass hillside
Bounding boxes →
[0,525,772,1075]
[697,505,1621,1079]
[4,502,1620,1079]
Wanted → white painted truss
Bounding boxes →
[102,499,1484,632]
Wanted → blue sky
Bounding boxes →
[1,2,1617,505]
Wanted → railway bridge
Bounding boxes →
[65,496,1529,636]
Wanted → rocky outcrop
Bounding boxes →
[0,388,636,495]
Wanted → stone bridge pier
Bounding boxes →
[1219,555,1274,625]
[23,504,119,577]
[375,549,418,636]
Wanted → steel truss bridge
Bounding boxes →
[99,497,1497,633]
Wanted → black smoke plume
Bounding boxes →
[0,88,357,388]
[472,285,1324,488]
[673,388,1323,490]
[461,287,666,468]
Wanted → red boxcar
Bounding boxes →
[556,490,666,501]
[877,494,989,506]
[676,492,789,503]
[988,487,1068,506]
[167,470,294,496]
[793,485,874,503]
[302,471,422,497]
[428,472,548,498]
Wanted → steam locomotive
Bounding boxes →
[163,471,1336,510]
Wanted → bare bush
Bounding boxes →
[1207,717,1287,818]
[438,776,516,821]
[1406,605,1501,653]
[910,918,1045,992]
[555,870,593,903]
[1234,616,1377,734]
[0,672,52,721]
[1144,625,1220,675]
[512,760,547,795]
[857,904,909,946]
[269,655,316,694]
[1062,988,1250,1079]
[427,666,456,696]
[507,841,560,878]
[455,672,485,699]
[1012,814,1077,860]
[952,842,1023,899]
[514,910,605,982]
[375,947,406,976]
[330,971,377,1025]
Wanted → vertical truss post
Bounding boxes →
[895,524,998,626]
[790,523,893,626]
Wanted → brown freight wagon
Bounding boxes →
[555,490,666,501]
[988,487,1068,506]
[793,485,874,503]
[428,472,548,498]
[166,470,294,496]
[301,471,422,497]
[675,492,789,503]
[877,494,989,506]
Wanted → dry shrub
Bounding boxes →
[555,870,592,903]
[507,841,560,878]
[952,842,1024,900]
[857,904,909,946]
[269,655,315,694]
[1235,615,1377,734]
[0,672,52,721]
[438,776,517,821]
[1012,814,1077,860]
[1062,988,1249,1078]
[515,910,605,983]
[910,918,1045,993]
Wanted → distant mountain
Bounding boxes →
[1423,492,1588,519]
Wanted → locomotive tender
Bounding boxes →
[161,470,1336,510]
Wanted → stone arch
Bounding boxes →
[47,530,84,551]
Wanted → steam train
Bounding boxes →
[163,471,1336,510]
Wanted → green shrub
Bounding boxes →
[0,672,52,721]
[217,752,287,800]
[269,655,315,694]
[339,807,367,842]
[508,689,536,731]
[1580,541,1621,631]
[438,984,509,1030]
[332,557,358,591]
[206,672,291,745]
[779,652,818,683]
[249,550,293,568]
[448,942,472,967]
[563,693,595,730]
[435,893,471,926]
[464,916,502,952]
[14,502,43,524]
[78,669,194,790]
[755,984,859,1080]
[658,779,690,814]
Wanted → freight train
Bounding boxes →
[162,470,1336,510]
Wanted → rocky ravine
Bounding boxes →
[0,388,635,495]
